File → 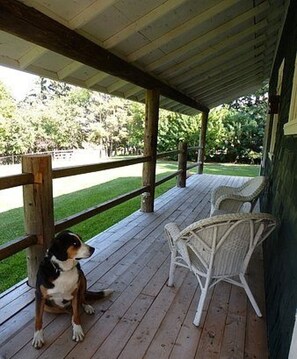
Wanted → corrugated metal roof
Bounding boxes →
[0,0,289,114]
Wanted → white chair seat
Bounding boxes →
[165,212,278,326]
[210,176,266,216]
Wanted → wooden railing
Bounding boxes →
[0,143,201,286]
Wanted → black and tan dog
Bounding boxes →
[32,230,112,349]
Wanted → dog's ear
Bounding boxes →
[49,239,68,261]
[49,231,72,261]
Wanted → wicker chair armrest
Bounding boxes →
[180,212,277,236]
[211,185,237,204]
[164,222,181,243]
[212,185,236,196]
[212,193,253,213]
[215,193,252,205]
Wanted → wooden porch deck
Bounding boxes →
[0,174,268,359]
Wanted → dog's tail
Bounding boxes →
[85,288,113,300]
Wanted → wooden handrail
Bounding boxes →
[0,173,34,190]
[0,234,37,261]
[0,143,199,263]
[53,156,151,179]
[54,185,150,233]
[186,163,199,170]
[156,150,180,159]
[155,170,182,187]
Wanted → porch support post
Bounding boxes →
[141,89,160,212]
[177,141,187,187]
[22,154,55,287]
[197,111,209,174]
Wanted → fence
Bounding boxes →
[0,149,108,166]
[0,143,201,287]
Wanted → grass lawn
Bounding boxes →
[203,162,260,177]
[0,161,260,293]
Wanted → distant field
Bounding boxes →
[0,161,260,293]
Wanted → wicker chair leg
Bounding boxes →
[168,250,176,287]
[240,273,262,317]
[193,288,208,326]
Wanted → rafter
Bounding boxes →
[161,19,267,80]
[182,48,265,92]
[57,61,83,80]
[196,71,263,100]
[85,72,109,88]
[127,0,239,62]
[172,35,265,85]
[145,1,269,72]
[0,0,208,112]
[107,79,128,93]
[188,62,264,97]
[201,79,262,105]
[208,87,260,108]
[68,0,118,29]
[18,46,47,69]
[124,86,143,98]
[103,0,187,49]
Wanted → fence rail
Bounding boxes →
[53,156,151,179]
[0,144,201,285]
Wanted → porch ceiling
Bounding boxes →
[0,0,288,115]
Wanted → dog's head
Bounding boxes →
[49,230,95,262]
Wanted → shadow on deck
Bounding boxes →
[0,174,268,359]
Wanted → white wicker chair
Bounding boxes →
[165,213,277,326]
[210,176,266,216]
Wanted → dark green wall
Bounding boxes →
[261,1,297,358]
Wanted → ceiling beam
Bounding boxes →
[68,0,118,29]
[0,0,208,113]
[161,19,267,80]
[126,0,239,62]
[197,72,263,100]
[207,87,259,108]
[145,1,269,72]
[183,47,265,92]
[85,72,109,88]
[107,79,128,93]
[173,35,265,85]
[57,61,83,80]
[188,62,264,96]
[124,86,143,98]
[103,0,187,49]
[201,79,262,106]
[18,46,47,69]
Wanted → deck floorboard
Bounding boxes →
[0,174,268,359]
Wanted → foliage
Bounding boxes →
[0,78,268,163]
[205,84,268,163]
[158,111,200,156]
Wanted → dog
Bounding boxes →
[32,230,112,349]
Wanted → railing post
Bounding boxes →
[197,111,209,174]
[22,154,55,287]
[177,142,187,187]
[141,89,160,213]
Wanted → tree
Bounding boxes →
[204,84,268,163]
[0,81,16,119]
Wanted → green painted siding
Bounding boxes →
[261,1,297,358]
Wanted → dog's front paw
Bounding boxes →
[72,324,84,342]
[32,330,44,349]
[82,303,95,314]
